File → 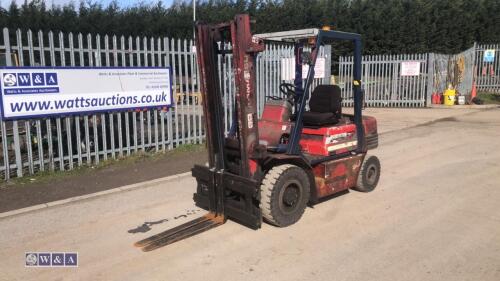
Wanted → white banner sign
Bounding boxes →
[281,58,326,80]
[400,61,421,76]
[0,67,173,119]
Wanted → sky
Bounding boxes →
[1,0,176,9]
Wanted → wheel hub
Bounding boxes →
[366,164,378,185]
[283,184,299,206]
[280,181,302,214]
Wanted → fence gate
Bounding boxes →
[338,54,429,107]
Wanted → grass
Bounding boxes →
[476,92,500,105]
[0,143,205,188]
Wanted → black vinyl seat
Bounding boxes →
[302,84,342,126]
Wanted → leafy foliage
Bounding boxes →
[0,0,499,54]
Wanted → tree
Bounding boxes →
[0,0,498,55]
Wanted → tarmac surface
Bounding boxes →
[1,107,499,281]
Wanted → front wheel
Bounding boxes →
[352,155,381,192]
[260,164,310,227]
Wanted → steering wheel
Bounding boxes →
[279,83,297,99]
[265,83,299,104]
[265,95,283,101]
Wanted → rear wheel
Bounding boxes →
[260,164,310,227]
[353,155,381,192]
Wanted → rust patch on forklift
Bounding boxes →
[313,154,364,198]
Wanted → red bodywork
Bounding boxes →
[300,123,357,156]
[300,116,378,156]
[258,99,292,148]
[258,101,378,200]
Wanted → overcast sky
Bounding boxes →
[1,0,176,9]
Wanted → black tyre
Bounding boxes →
[260,164,310,227]
[353,155,381,192]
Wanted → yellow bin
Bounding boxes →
[443,88,456,106]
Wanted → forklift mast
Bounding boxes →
[191,14,264,228]
[229,15,266,177]
[196,14,264,179]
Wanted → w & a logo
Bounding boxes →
[2,73,17,87]
[25,252,78,267]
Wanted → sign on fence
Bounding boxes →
[483,49,495,63]
[0,67,173,119]
[281,58,326,80]
[400,61,421,76]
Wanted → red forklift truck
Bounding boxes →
[135,14,380,251]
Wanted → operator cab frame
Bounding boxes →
[255,28,365,157]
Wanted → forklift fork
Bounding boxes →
[134,213,225,252]
[134,165,229,252]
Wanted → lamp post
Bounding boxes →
[193,0,196,39]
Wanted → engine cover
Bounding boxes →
[300,123,358,156]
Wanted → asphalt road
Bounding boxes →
[1,108,499,281]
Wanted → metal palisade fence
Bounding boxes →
[338,44,495,108]
[0,27,498,180]
[339,53,429,107]
[0,28,200,180]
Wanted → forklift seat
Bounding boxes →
[302,84,342,126]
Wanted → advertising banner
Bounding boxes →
[0,67,173,120]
